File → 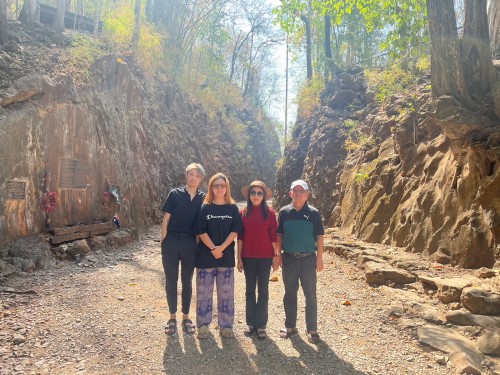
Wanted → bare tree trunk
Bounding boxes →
[301,13,312,80]
[93,0,102,36]
[19,0,35,28]
[132,0,142,51]
[324,14,338,79]
[229,32,242,81]
[229,31,246,82]
[489,0,500,57]
[461,0,496,99]
[243,33,254,97]
[426,0,472,107]
[73,7,77,29]
[53,0,66,33]
[0,0,7,46]
[73,0,82,30]
[285,32,289,141]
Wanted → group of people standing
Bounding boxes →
[160,163,324,344]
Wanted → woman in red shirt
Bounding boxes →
[237,181,278,339]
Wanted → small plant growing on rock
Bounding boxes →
[342,120,374,150]
[354,169,370,183]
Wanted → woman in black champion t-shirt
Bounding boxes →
[195,173,243,339]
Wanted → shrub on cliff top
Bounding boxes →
[297,75,325,118]
[68,34,107,84]
[365,62,418,104]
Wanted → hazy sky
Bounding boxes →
[267,0,300,138]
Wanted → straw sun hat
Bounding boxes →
[241,181,273,200]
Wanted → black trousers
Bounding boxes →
[242,257,273,329]
[161,233,197,315]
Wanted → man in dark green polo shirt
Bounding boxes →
[277,179,324,343]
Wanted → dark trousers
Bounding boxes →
[161,233,197,315]
[282,252,317,331]
[242,257,273,329]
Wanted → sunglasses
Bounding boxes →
[291,189,307,194]
[250,191,264,197]
[213,183,226,189]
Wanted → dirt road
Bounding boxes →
[0,227,447,375]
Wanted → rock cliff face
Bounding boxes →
[276,68,500,268]
[0,52,280,247]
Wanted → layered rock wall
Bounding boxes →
[276,69,499,268]
[0,56,280,246]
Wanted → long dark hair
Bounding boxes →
[242,186,269,219]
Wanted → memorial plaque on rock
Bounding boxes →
[6,181,26,200]
[60,158,87,188]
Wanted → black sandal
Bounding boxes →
[165,319,177,336]
[182,319,196,334]
[279,327,298,339]
[244,326,256,337]
[257,329,267,340]
[306,330,320,343]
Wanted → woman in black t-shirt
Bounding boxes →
[196,173,242,339]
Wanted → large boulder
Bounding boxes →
[461,287,500,316]
[364,261,416,285]
[418,325,483,375]
[66,239,91,260]
[1,235,54,275]
[0,259,17,276]
[445,310,500,329]
[419,275,472,304]
[477,329,500,355]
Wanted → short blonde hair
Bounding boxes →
[185,163,205,176]
[205,173,235,204]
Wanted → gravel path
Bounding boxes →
[0,227,448,375]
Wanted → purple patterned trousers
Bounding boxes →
[196,268,234,329]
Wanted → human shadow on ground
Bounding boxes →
[287,333,366,374]
[162,328,254,375]
[163,329,366,375]
[244,332,366,375]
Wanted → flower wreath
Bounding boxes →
[41,191,59,213]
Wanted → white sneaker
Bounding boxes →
[220,327,234,338]
[198,325,209,339]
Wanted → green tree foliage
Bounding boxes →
[274,0,429,76]
[103,0,135,46]
[354,0,428,59]
[273,0,429,129]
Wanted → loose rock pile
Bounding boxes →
[326,227,500,374]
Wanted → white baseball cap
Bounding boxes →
[290,179,309,191]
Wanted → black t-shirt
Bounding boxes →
[161,187,206,234]
[196,203,243,268]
